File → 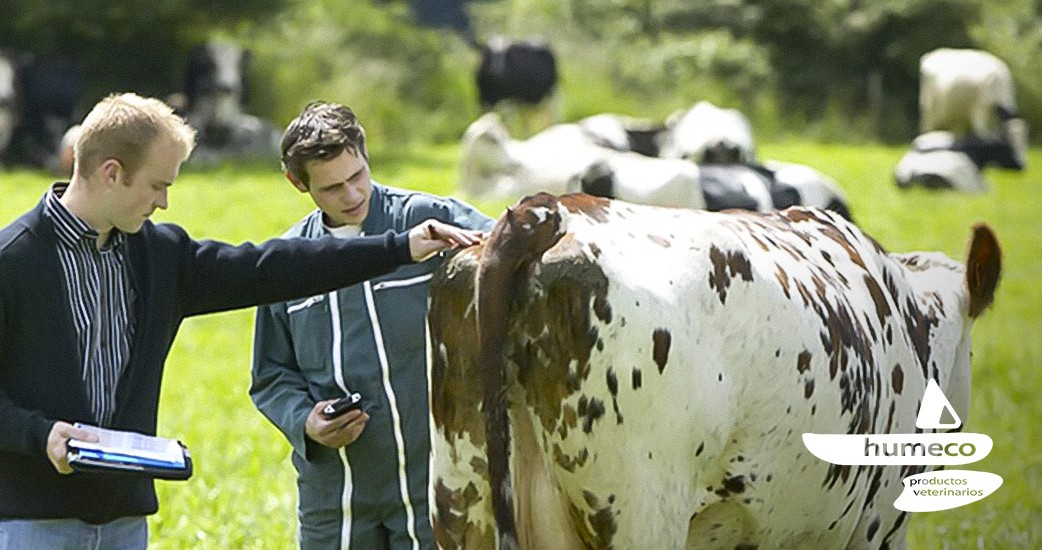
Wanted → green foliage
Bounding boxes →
[6,0,1042,146]
[0,0,287,104]
[240,0,479,145]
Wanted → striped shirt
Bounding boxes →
[44,184,136,426]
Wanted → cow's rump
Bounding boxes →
[428,194,999,549]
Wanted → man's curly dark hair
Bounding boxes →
[281,101,368,188]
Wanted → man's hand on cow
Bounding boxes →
[46,421,99,474]
[305,399,369,448]
[408,219,484,262]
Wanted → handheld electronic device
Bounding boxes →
[322,392,364,419]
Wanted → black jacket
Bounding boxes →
[0,193,414,523]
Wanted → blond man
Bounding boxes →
[0,93,478,548]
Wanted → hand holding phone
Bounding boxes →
[321,393,364,419]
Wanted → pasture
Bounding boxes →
[0,141,1039,548]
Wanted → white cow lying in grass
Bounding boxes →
[459,112,705,209]
[577,105,852,219]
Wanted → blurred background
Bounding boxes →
[3,0,1041,150]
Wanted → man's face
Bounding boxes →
[107,138,180,234]
[298,149,373,228]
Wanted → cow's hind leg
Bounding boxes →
[686,501,755,550]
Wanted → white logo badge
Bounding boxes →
[802,379,1002,511]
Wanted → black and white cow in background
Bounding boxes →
[899,48,1029,190]
[459,111,706,209]
[659,100,758,164]
[428,193,1001,549]
[475,36,560,137]
[576,107,852,219]
[183,40,280,165]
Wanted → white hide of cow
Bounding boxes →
[894,149,988,193]
[764,160,851,215]
[428,194,1001,549]
[458,112,705,209]
[920,48,1015,136]
[659,100,757,164]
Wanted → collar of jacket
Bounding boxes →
[298,181,390,239]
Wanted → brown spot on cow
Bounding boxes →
[708,246,755,305]
[774,264,791,300]
[804,379,815,399]
[863,274,892,326]
[593,292,613,324]
[903,297,938,379]
[632,367,642,390]
[796,350,812,374]
[561,192,611,223]
[568,492,618,549]
[648,234,672,248]
[554,444,590,473]
[652,329,672,374]
[433,479,494,550]
[891,364,904,395]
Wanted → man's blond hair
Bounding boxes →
[75,93,197,177]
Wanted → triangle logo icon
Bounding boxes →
[915,379,962,430]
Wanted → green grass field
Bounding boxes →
[1,141,1039,548]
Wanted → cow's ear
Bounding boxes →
[966,224,1001,318]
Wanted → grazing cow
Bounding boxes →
[476,37,558,109]
[0,51,18,167]
[428,193,1000,549]
[183,40,279,164]
[919,48,1027,169]
[659,100,757,164]
[476,37,560,137]
[459,112,704,209]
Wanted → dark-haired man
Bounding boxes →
[251,102,493,549]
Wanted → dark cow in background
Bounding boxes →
[476,36,560,137]
[0,50,18,167]
[183,40,280,165]
[428,193,1001,549]
[1,55,82,172]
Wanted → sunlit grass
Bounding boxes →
[0,141,1038,548]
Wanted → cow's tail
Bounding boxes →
[476,193,565,549]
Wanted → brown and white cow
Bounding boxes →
[427,194,1000,549]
